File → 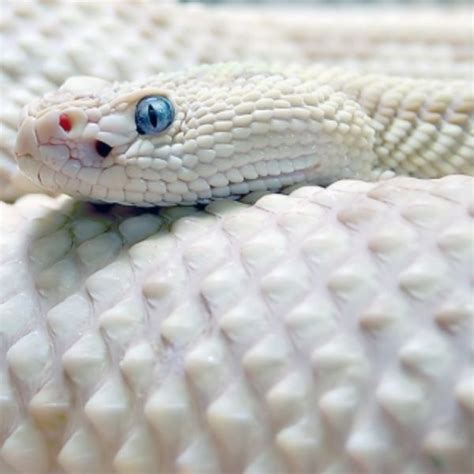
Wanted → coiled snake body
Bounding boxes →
[1,1,474,473]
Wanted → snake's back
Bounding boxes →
[1,176,473,473]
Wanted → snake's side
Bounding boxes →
[1,1,474,473]
[1,176,473,474]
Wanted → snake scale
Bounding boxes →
[1,1,473,473]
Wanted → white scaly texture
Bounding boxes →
[1,2,474,472]
[0,175,473,473]
[2,0,474,200]
[15,63,474,206]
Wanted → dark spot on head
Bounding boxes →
[95,140,112,158]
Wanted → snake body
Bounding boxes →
[14,63,474,206]
[1,176,473,474]
[1,1,474,473]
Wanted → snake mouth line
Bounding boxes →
[17,152,327,207]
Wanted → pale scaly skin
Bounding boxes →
[0,176,473,474]
[15,63,474,206]
[2,2,474,473]
[2,0,473,201]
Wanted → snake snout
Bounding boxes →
[15,114,72,189]
[15,116,38,159]
[16,111,72,164]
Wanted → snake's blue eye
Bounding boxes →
[135,96,174,135]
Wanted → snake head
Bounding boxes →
[15,64,375,206]
[15,74,187,206]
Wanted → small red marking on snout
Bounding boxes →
[59,113,72,132]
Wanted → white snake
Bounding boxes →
[1,1,474,473]
[14,63,474,206]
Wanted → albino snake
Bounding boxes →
[14,63,474,206]
[1,1,474,473]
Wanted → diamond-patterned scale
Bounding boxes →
[1,176,472,473]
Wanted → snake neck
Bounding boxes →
[318,69,473,178]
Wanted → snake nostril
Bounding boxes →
[95,140,112,158]
[59,113,72,132]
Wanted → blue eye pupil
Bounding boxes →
[135,96,174,135]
